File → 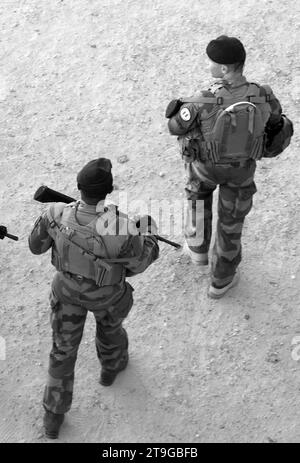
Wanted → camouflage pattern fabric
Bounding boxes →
[28,200,159,415]
[185,159,257,287]
[43,272,133,414]
[167,75,282,288]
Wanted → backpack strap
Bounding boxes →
[181,82,272,106]
[181,95,225,105]
[246,83,272,103]
[259,84,272,102]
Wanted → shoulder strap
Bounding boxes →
[245,83,270,104]
[181,95,225,105]
[181,82,272,106]
[259,84,272,102]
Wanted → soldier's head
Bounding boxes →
[206,35,246,79]
[77,158,113,205]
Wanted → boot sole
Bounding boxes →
[43,413,64,439]
[45,431,59,439]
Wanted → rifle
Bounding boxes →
[33,185,182,249]
[0,225,19,241]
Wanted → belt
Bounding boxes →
[204,159,253,168]
[63,271,91,282]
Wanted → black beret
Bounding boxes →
[206,35,246,65]
[77,158,113,197]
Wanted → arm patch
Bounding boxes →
[180,107,191,121]
[176,103,198,128]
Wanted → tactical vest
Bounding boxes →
[47,202,131,287]
[180,82,273,164]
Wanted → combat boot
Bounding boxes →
[43,410,64,439]
[208,269,240,299]
[100,354,128,387]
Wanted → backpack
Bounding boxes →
[179,83,273,164]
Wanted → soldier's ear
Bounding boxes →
[221,65,228,75]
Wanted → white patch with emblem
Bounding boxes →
[180,107,191,121]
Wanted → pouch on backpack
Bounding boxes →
[178,127,203,163]
[201,100,266,163]
[263,114,294,158]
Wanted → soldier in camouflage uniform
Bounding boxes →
[29,158,159,438]
[167,36,283,298]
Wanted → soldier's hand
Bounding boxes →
[0,225,7,240]
[135,215,158,236]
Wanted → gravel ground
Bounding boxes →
[0,0,299,443]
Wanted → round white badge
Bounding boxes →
[180,107,191,121]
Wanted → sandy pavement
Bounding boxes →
[0,0,299,443]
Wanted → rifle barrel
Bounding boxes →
[34,185,181,249]
[155,235,181,249]
[6,232,19,241]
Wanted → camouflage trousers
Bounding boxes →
[43,272,133,415]
[185,160,257,287]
